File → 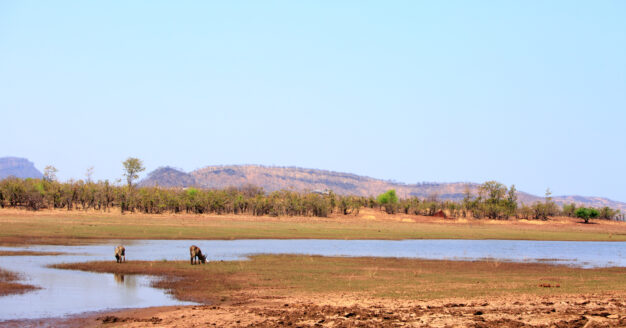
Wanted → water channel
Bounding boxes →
[1,239,625,321]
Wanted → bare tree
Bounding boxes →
[43,165,58,182]
[85,166,94,183]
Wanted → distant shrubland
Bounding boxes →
[0,177,622,221]
[0,177,361,217]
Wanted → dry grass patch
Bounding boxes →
[2,208,626,244]
[0,268,38,296]
[52,255,626,304]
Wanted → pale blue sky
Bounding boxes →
[1,1,625,201]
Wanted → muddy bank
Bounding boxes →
[24,294,626,327]
[0,268,38,296]
[52,255,626,304]
[30,255,626,326]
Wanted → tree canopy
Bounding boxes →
[575,207,599,224]
[377,189,399,214]
[122,157,145,187]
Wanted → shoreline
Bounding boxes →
[8,255,626,326]
[52,256,626,303]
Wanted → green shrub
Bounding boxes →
[575,207,599,223]
[377,190,399,214]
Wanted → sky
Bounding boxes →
[1,1,625,201]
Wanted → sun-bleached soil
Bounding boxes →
[9,293,626,328]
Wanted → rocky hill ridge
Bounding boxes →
[0,157,43,180]
[140,165,626,212]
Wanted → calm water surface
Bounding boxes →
[0,239,625,321]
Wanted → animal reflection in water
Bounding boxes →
[115,245,126,263]
[189,245,206,265]
[114,273,125,284]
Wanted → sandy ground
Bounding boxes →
[7,293,625,328]
[2,207,626,245]
[3,206,625,228]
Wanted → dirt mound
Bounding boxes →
[433,210,447,218]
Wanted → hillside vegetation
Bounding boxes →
[140,165,626,212]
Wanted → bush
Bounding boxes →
[562,203,577,217]
[473,181,517,220]
[377,190,399,214]
[575,207,599,224]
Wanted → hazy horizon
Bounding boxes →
[2,1,624,202]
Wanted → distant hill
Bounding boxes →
[142,167,197,188]
[140,165,626,212]
[0,157,43,180]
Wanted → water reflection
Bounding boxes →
[0,243,196,321]
[114,273,125,284]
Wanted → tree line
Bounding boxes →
[376,181,624,222]
[0,176,622,221]
[0,176,367,217]
[0,155,623,221]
